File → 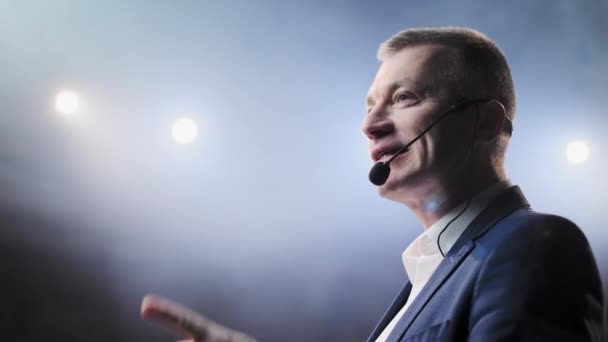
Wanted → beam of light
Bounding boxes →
[55,90,80,115]
[172,118,199,145]
[566,140,590,165]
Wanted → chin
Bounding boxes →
[376,174,408,202]
[376,167,426,202]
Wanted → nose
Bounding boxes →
[361,110,395,140]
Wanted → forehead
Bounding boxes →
[366,44,450,102]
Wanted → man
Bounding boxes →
[141,27,605,341]
[362,27,605,341]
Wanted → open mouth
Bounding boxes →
[377,146,406,163]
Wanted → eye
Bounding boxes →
[394,92,417,104]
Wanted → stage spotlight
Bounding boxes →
[566,140,589,165]
[55,90,79,115]
[172,118,199,145]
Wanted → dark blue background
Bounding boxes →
[1,1,606,340]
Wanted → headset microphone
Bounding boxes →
[368,99,511,186]
[368,146,408,186]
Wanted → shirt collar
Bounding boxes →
[402,180,512,275]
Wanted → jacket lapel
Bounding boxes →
[367,282,412,342]
[385,186,530,342]
[386,241,474,342]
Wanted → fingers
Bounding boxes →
[141,293,209,339]
[141,293,258,342]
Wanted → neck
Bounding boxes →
[400,170,506,229]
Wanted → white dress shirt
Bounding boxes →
[375,181,512,342]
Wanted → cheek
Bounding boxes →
[413,130,442,166]
[409,127,463,171]
[431,125,473,164]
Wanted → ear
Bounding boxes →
[476,100,506,141]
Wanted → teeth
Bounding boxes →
[379,152,393,161]
[379,148,404,161]
[378,147,401,162]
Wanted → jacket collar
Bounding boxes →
[367,185,530,342]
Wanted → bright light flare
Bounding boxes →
[55,90,80,115]
[566,140,589,165]
[172,118,199,145]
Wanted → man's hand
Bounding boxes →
[141,294,258,342]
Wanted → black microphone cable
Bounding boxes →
[436,103,481,257]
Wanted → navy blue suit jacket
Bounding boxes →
[367,186,605,341]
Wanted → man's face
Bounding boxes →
[362,44,475,201]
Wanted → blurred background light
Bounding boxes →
[171,118,199,145]
[55,90,80,115]
[566,140,590,165]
